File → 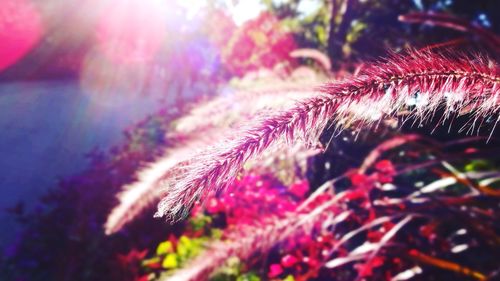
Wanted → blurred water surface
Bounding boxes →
[0,80,165,247]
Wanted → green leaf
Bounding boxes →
[465,160,491,172]
[177,236,192,258]
[162,253,178,269]
[346,20,367,43]
[156,241,173,255]
[211,228,223,239]
[236,272,261,281]
[190,214,212,230]
[283,275,295,281]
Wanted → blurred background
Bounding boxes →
[0,0,498,280]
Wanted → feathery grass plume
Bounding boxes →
[104,140,204,235]
[155,49,499,221]
[290,48,332,72]
[175,83,319,135]
[155,94,339,220]
[105,82,322,234]
[322,49,500,127]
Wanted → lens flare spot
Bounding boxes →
[0,0,43,71]
[95,0,168,64]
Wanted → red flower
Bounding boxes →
[374,160,396,183]
[375,160,395,173]
[302,256,320,267]
[117,249,148,266]
[355,256,385,277]
[350,173,370,186]
[281,254,299,268]
[419,223,437,241]
[344,190,366,201]
[367,230,383,242]
[289,180,309,198]
[221,12,296,76]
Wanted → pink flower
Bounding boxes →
[268,264,284,278]
[206,198,221,214]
